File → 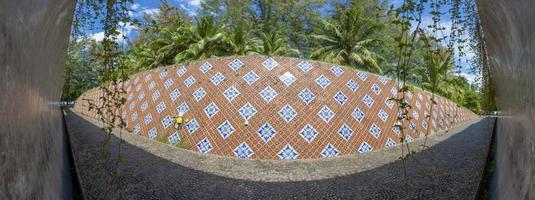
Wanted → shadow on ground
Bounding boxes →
[65,109,493,199]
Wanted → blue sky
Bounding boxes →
[87,0,477,83]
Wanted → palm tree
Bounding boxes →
[310,7,384,73]
[174,16,226,63]
[257,32,299,57]
[151,20,191,66]
[224,25,260,55]
[418,45,453,148]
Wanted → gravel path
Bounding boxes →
[65,109,493,199]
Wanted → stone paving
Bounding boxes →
[65,109,494,199]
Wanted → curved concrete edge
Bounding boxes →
[70,108,482,182]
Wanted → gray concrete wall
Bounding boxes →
[0,1,76,199]
[477,0,535,199]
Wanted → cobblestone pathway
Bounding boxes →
[65,109,493,199]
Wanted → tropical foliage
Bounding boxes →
[63,0,483,113]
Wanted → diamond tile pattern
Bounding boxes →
[298,88,315,105]
[228,59,244,71]
[315,75,331,89]
[193,87,206,102]
[257,123,277,142]
[298,61,313,72]
[210,72,225,85]
[278,144,299,160]
[299,124,318,143]
[358,142,373,153]
[243,71,259,85]
[321,144,339,158]
[262,58,278,70]
[278,104,297,123]
[197,138,212,154]
[234,142,254,159]
[239,103,257,121]
[217,120,235,139]
[279,72,296,86]
[199,62,212,73]
[223,86,240,102]
[259,86,278,103]
[338,124,354,141]
[333,91,348,105]
[204,102,219,119]
[76,56,478,160]
[330,65,344,76]
[318,106,335,123]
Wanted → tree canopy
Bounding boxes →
[63,0,483,113]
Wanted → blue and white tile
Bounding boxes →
[297,61,313,72]
[299,124,318,143]
[144,113,152,124]
[357,71,368,81]
[279,71,296,86]
[347,79,359,92]
[197,138,212,154]
[262,58,278,71]
[176,67,187,77]
[148,128,158,140]
[162,115,173,129]
[330,65,344,77]
[318,106,335,123]
[278,104,297,123]
[168,132,181,144]
[204,102,219,119]
[321,144,339,158]
[223,86,240,102]
[338,123,354,141]
[234,142,254,159]
[186,118,200,134]
[210,72,225,85]
[164,79,174,90]
[199,62,212,73]
[193,87,206,102]
[371,84,381,95]
[257,123,277,142]
[315,75,331,89]
[156,101,166,113]
[278,144,299,160]
[151,90,160,101]
[239,102,257,121]
[169,88,181,102]
[243,70,259,85]
[362,95,374,108]
[369,123,381,138]
[184,76,196,88]
[298,88,315,105]
[333,91,348,105]
[228,59,244,71]
[177,102,189,113]
[358,142,374,153]
[259,86,278,103]
[217,120,235,139]
[377,109,388,122]
[352,107,365,123]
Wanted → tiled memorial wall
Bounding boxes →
[75,56,478,160]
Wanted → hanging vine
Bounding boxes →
[73,0,133,198]
[389,0,484,195]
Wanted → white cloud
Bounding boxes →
[140,8,161,17]
[88,22,137,42]
[131,3,140,10]
[186,0,202,7]
[89,31,105,42]
[460,72,477,84]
